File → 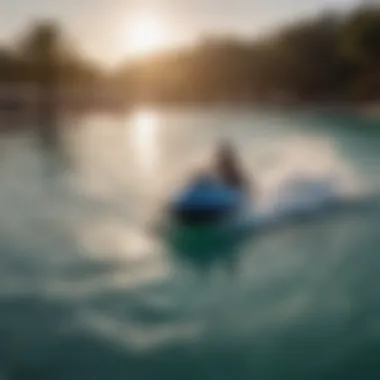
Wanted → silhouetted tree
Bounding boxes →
[340,6,380,100]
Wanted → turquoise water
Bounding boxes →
[1,108,380,380]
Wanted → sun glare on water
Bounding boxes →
[125,12,168,57]
[129,110,160,174]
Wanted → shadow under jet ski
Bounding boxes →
[165,224,252,272]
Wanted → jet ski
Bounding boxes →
[158,174,347,237]
[168,176,246,226]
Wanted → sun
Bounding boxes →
[125,13,167,57]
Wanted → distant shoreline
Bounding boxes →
[0,88,379,122]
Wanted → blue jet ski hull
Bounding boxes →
[157,175,370,238]
[169,177,245,226]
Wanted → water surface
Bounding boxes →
[1,107,380,380]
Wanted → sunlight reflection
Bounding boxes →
[129,110,160,176]
[79,219,159,261]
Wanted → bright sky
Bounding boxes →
[1,0,361,65]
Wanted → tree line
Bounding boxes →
[1,5,379,105]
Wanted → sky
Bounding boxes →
[1,0,362,66]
